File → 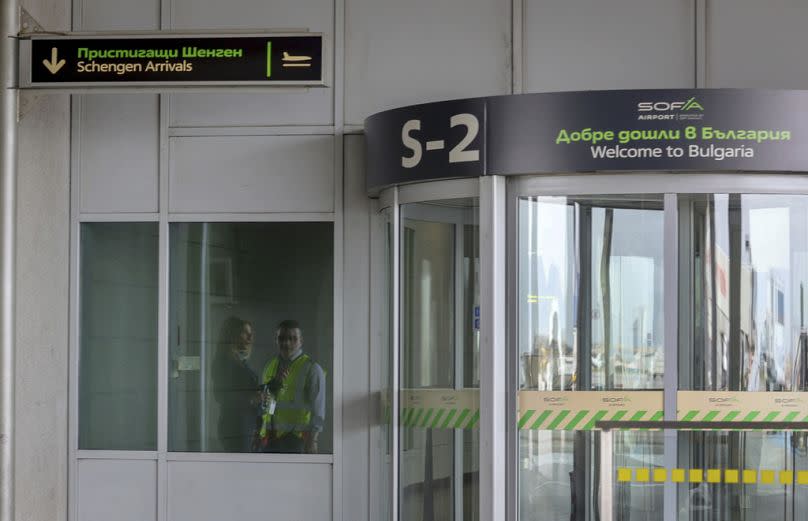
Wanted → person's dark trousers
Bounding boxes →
[267,433,306,453]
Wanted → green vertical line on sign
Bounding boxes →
[420,408,434,428]
[466,410,480,429]
[742,411,760,421]
[518,410,535,430]
[564,410,589,431]
[546,410,571,430]
[681,410,699,422]
[583,410,608,431]
[430,409,445,429]
[454,409,471,429]
[441,409,457,429]
[266,41,272,78]
[530,410,554,430]
[784,412,799,422]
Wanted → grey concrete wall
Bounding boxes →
[16,3,71,521]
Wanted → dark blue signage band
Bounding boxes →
[365,89,808,193]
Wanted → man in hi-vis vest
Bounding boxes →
[257,320,326,453]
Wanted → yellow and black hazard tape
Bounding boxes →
[617,468,808,485]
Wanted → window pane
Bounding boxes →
[516,195,664,521]
[679,194,808,520]
[399,198,479,521]
[79,222,158,451]
[168,222,333,454]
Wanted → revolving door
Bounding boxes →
[375,174,808,521]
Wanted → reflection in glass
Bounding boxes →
[681,194,808,520]
[79,222,158,450]
[168,222,333,453]
[684,194,808,393]
[399,199,479,521]
[517,196,664,521]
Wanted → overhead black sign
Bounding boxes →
[365,89,808,193]
[20,33,324,87]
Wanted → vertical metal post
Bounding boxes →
[453,219,464,521]
[599,428,614,521]
[480,176,506,521]
[391,188,400,521]
[0,0,16,518]
[663,194,680,521]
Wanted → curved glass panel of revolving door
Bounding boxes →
[399,198,480,521]
[516,195,665,521]
[678,194,808,521]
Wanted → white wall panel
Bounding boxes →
[77,460,157,521]
[170,91,332,128]
[342,135,370,521]
[169,135,334,213]
[76,0,158,30]
[168,0,333,127]
[706,0,808,88]
[76,0,160,31]
[167,461,331,521]
[523,0,694,92]
[345,0,510,125]
[78,95,160,213]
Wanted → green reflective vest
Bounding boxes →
[259,354,313,439]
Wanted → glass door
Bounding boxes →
[399,198,480,521]
[678,194,808,521]
[515,194,665,521]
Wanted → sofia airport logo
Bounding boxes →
[637,97,704,121]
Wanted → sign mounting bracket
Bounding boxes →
[19,8,46,36]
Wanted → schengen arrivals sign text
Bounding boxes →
[365,89,808,192]
[20,34,324,87]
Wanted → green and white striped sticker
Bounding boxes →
[677,391,808,424]
[517,391,664,431]
[400,406,480,429]
[400,389,480,430]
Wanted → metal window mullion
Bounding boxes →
[156,92,170,521]
[3,2,20,517]
[453,220,464,521]
[67,95,82,521]
[663,193,679,521]
[391,187,400,521]
[599,429,614,521]
[480,176,506,521]
[505,180,518,521]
